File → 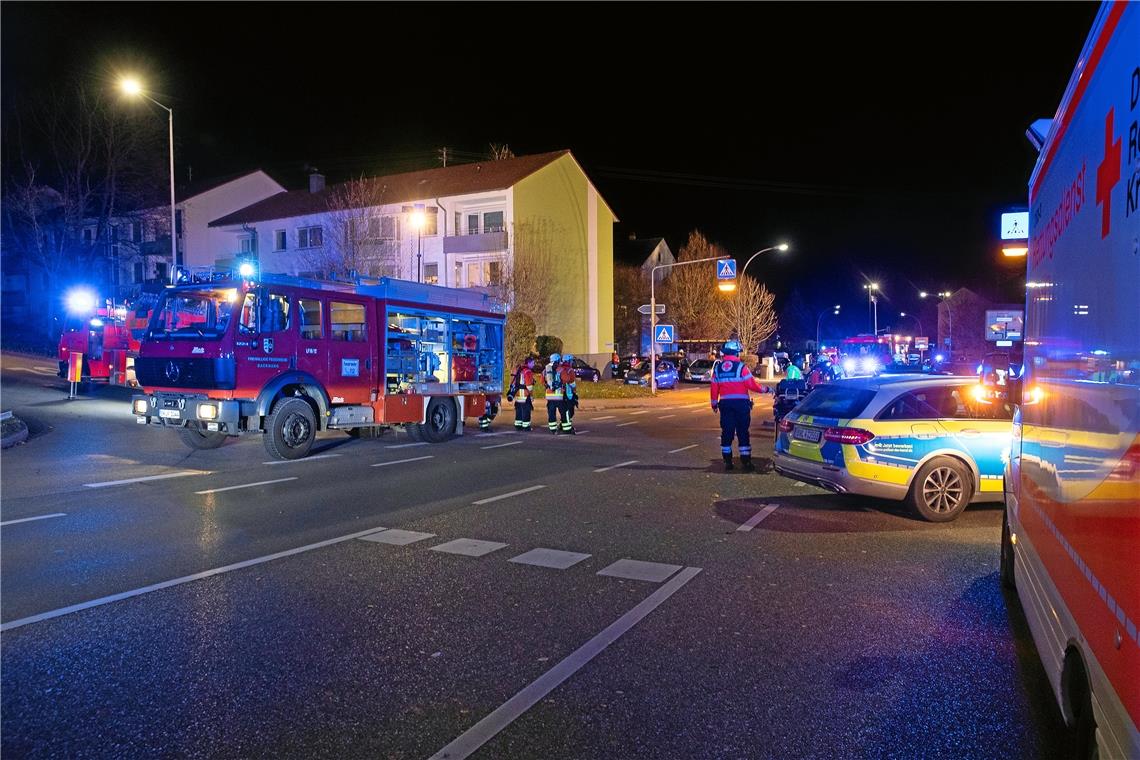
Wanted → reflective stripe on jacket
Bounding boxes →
[710,358,764,402]
[544,363,563,400]
[514,367,535,401]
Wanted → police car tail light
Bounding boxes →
[823,427,874,445]
[777,418,795,433]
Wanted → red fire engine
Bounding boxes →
[57,290,157,386]
[130,271,504,459]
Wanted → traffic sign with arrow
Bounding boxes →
[637,304,666,315]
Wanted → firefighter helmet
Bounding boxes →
[549,352,562,364]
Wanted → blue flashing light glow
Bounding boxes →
[239,262,255,277]
[65,288,98,314]
[89,318,104,327]
[934,354,945,363]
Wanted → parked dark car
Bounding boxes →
[570,357,600,382]
[625,360,679,389]
[613,354,644,380]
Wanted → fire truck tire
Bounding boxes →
[178,424,228,450]
[419,397,457,443]
[264,397,317,460]
[405,422,425,442]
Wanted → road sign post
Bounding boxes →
[637,304,665,315]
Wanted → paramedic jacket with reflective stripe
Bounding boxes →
[710,358,765,402]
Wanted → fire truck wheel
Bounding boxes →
[264,397,317,460]
[178,424,228,450]
[419,397,457,443]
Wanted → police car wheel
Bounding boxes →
[178,423,227,450]
[909,457,972,522]
[264,397,316,460]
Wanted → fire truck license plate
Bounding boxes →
[793,426,821,443]
[159,409,181,420]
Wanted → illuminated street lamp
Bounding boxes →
[862,282,880,335]
[119,76,177,284]
[741,243,790,277]
[898,311,923,336]
[920,290,954,357]
[409,203,426,282]
[816,304,840,351]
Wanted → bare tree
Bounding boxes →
[2,83,164,337]
[489,143,515,160]
[719,276,778,357]
[301,175,390,279]
[484,217,562,366]
[660,230,730,341]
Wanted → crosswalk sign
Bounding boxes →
[654,324,675,344]
[716,258,737,279]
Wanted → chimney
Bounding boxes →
[628,231,637,241]
[309,172,325,193]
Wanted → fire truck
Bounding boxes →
[130,270,504,459]
[997,3,1139,756]
[57,290,158,386]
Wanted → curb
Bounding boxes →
[0,411,29,449]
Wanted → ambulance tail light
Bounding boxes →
[777,418,795,433]
[1108,442,1140,482]
[823,427,875,445]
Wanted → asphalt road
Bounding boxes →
[0,352,1068,759]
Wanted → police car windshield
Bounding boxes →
[795,386,877,419]
[146,288,237,340]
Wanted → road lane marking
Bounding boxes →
[477,431,518,438]
[0,525,389,632]
[430,539,508,557]
[263,453,341,465]
[371,455,435,467]
[598,559,682,583]
[594,460,638,473]
[10,367,57,376]
[83,471,209,488]
[682,402,707,408]
[429,566,702,760]
[195,478,297,495]
[385,442,430,449]
[616,421,639,427]
[481,440,523,450]
[794,481,807,488]
[659,414,676,420]
[359,529,435,545]
[508,548,591,570]
[737,504,779,532]
[472,484,547,505]
[668,444,699,454]
[591,415,616,421]
[690,408,707,414]
[627,410,648,416]
[0,513,66,527]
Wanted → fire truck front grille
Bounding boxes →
[135,358,235,390]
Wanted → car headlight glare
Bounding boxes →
[198,403,218,420]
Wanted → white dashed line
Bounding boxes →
[429,566,702,760]
[668,444,699,454]
[472,484,547,505]
[0,513,66,527]
[482,440,523,450]
[384,442,430,449]
[659,414,676,420]
[594,460,638,473]
[477,431,518,438]
[195,477,297,495]
[371,455,435,467]
[616,421,639,427]
[737,504,779,532]
[627,410,648,416]
[0,525,388,632]
[84,471,210,488]
[591,415,616,421]
[264,453,342,465]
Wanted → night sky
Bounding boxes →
[2,2,1099,332]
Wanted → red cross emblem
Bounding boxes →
[1095,107,1121,239]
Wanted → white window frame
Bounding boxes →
[298,225,323,249]
[274,229,287,251]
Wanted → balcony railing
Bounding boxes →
[443,230,508,255]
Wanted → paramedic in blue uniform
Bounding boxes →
[710,340,766,471]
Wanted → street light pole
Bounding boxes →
[919,290,954,358]
[816,305,840,350]
[119,78,177,284]
[410,203,426,283]
[863,282,880,335]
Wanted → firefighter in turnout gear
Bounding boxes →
[544,352,565,434]
[508,356,536,431]
[559,354,578,434]
[710,339,765,471]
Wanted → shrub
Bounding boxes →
[535,335,563,360]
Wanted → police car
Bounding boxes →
[773,376,1012,521]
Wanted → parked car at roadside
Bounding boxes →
[684,359,715,383]
[570,357,600,382]
[625,360,679,389]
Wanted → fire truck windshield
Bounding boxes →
[146,287,238,340]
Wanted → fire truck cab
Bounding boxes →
[131,271,504,459]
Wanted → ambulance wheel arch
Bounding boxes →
[254,372,331,431]
[1061,648,1097,757]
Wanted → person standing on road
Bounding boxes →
[544,352,565,434]
[710,339,766,472]
[559,354,578,435]
[508,356,536,431]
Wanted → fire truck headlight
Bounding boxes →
[197,403,218,420]
[133,399,149,415]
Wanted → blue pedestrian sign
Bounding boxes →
[654,324,675,344]
[716,258,737,280]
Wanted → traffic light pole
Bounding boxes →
[649,255,724,396]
